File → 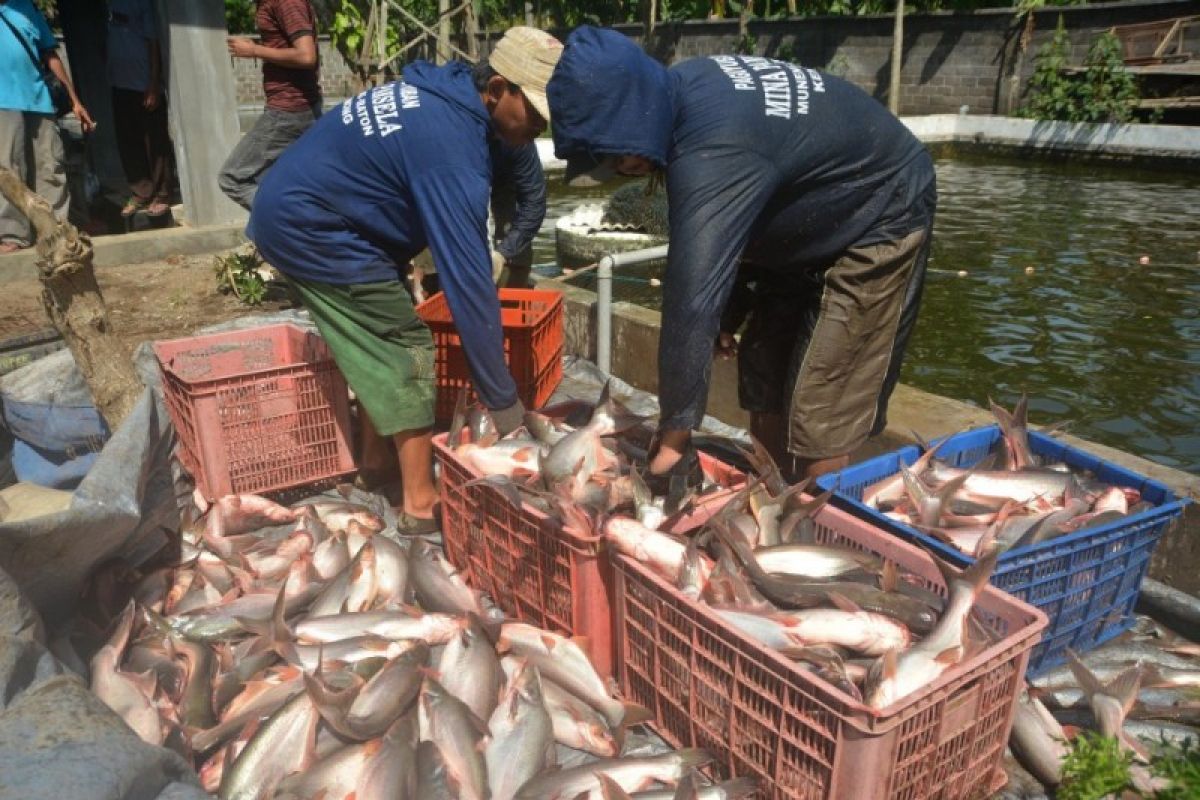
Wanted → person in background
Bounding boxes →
[0,0,94,253]
[219,0,320,211]
[490,138,546,288]
[247,28,563,534]
[549,27,937,486]
[106,0,173,218]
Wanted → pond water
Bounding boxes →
[528,154,1200,475]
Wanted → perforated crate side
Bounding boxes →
[154,324,354,499]
[433,433,743,680]
[612,501,1046,800]
[817,425,1187,675]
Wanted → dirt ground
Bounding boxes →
[0,251,297,351]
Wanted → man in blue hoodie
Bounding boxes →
[248,27,563,534]
[549,27,936,485]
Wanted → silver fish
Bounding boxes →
[1009,688,1069,787]
[219,691,320,800]
[513,748,713,800]
[420,677,490,800]
[486,660,556,800]
[438,613,503,723]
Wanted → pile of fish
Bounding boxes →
[585,438,1001,711]
[448,384,726,529]
[861,397,1152,557]
[1005,618,1200,796]
[84,490,753,800]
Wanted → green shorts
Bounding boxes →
[287,276,435,435]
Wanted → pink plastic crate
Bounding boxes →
[154,324,355,500]
[434,431,744,680]
[612,501,1048,800]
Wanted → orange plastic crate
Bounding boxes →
[612,502,1048,800]
[415,289,563,425]
[434,431,745,680]
[154,324,355,500]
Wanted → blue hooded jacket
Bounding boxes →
[248,61,518,413]
[549,27,936,433]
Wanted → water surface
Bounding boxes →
[529,154,1200,474]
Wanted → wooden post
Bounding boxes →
[437,0,452,64]
[464,0,480,61]
[525,2,534,27]
[0,168,140,431]
[889,0,904,114]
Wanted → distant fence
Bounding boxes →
[228,0,1200,115]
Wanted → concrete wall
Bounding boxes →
[229,0,1200,116]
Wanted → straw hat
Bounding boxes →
[489,27,563,123]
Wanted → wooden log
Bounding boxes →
[0,167,140,431]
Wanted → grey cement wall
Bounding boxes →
[228,0,1200,117]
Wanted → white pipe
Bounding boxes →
[596,244,669,374]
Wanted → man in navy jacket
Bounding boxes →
[249,27,563,534]
[549,27,936,484]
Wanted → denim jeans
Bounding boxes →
[217,103,320,211]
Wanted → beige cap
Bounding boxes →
[489,27,563,124]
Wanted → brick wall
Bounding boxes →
[233,0,1200,115]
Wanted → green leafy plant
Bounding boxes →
[214,250,268,306]
[735,32,758,55]
[1059,732,1134,800]
[1152,738,1200,799]
[1019,16,1140,124]
[224,0,256,34]
[1075,30,1139,123]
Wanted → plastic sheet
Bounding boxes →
[0,636,205,800]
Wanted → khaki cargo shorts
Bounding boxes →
[287,275,436,436]
[737,223,932,459]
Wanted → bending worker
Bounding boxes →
[548,27,936,484]
[248,27,563,535]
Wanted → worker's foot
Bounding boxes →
[146,200,171,217]
[394,508,440,536]
[644,444,703,499]
[0,241,24,254]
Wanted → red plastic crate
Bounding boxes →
[612,502,1048,800]
[416,289,564,426]
[433,431,744,680]
[154,324,355,500]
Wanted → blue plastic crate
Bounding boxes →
[816,425,1189,676]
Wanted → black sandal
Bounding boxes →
[394,510,441,536]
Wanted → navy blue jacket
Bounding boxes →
[549,27,936,433]
[248,61,518,412]
[490,140,546,262]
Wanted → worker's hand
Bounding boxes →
[714,331,738,361]
[491,400,526,437]
[73,102,96,134]
[227,37,257,59]
[490,251,506,286]
[142,85,161,112]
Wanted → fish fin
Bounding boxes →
[880,561,898,593]
[1102,663,1144,717]
[956,547,999,600]
[449,389,470,449]
[598,774,633,800]
[826,592,863,613]
[1065,649,1108,700]
[1119,730,1153,764]
[935,647,961,665]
